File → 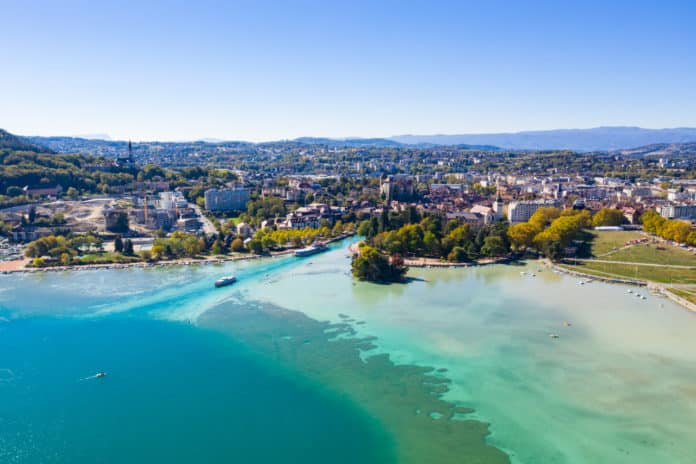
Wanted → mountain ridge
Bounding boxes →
[17,126,696,154]
[389,126,696,152]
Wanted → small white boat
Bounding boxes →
[214,276,237,288]
[96,372,106,378]
[549,333,560,339]
[627,289,633,293]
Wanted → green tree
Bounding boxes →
[123,239,134,255]
[114,236,124,253]
[210,239,224,255]
[447,246,469,262]
[248,239,263,254]
[60,252,72,266]
[641,210,665,234]
[230,238,245,252]
[480,235,508,257]
[351,246,407,282]
[592,208,625,227]
[507,222,539,250]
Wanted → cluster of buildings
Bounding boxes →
[102,190,204,234]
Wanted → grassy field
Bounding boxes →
[560,261,696,284]
[666,287,696,305]
[76,252,143,265]
[602,242,696,266]
[586,230,645,256]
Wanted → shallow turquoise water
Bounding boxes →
[2,239,696,463]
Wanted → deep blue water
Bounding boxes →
[0,315,392,463]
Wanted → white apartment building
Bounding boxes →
[507,200,559,223]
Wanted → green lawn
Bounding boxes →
[76,252,142,264]
[586,230,644,256]
[560,261,696,285]
[602,242,696,266]
[667,287,696,305]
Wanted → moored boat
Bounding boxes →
[294,243,328,257]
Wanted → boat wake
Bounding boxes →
[79,372,106,381]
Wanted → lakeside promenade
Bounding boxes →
[0,233,354,275]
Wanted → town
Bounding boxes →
[3,128,696,296]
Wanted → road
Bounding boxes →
[191,204,218,235]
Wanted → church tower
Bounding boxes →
[118,140,135,169]
[493,186,504,221]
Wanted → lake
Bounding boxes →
[1,239,695,463]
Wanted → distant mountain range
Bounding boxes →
[390,127,696,152]
[11,126,696,155]
[293,137,403,148]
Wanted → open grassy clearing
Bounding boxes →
[603,242,696,266]
[561,261,696,284]
[587,230,644,256]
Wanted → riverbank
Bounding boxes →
[1,233,354,275]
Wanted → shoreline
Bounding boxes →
[544,260,648,287]
[546,259,696,315]
[0,233,355,275]
[347,241,515,268]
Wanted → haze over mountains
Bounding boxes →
[390,127,696,152]
[12,126,696,154]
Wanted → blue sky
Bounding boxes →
[2,0,695,141]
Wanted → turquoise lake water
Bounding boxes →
[2,239,696,463]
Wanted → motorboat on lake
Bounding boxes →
[214,276,237,288]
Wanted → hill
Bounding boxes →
[293,137,404,147]
[0,129,51,152]
[390,127,696,152]
[616,142,696,157]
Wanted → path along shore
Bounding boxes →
[347,241,514,267]
[0,233,354,275]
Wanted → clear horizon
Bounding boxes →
[2,0,695,142]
